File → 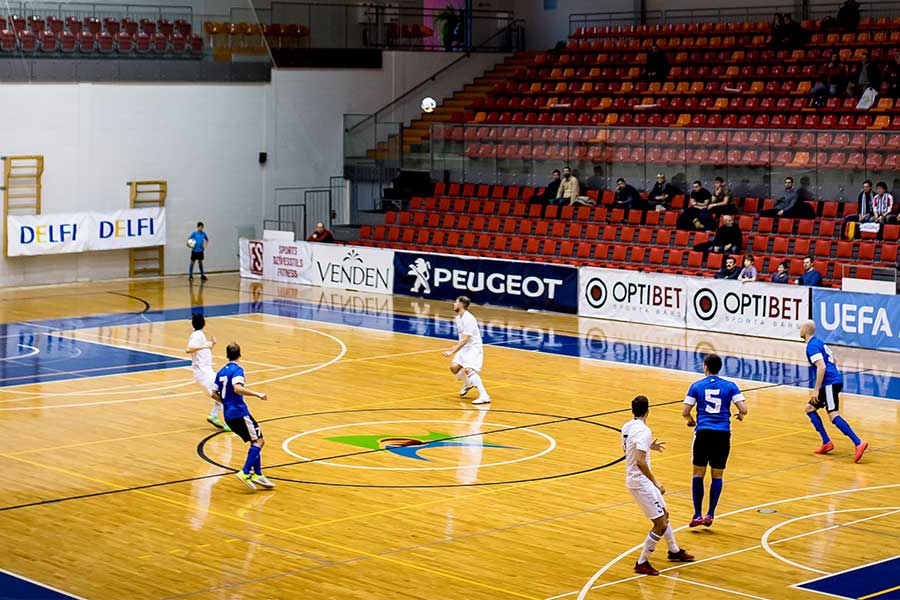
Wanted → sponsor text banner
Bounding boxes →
[813,289,900,351]
[312,244,394,294]
[579,267,686,326]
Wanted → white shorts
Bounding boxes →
[628,481,667,520]
[452,345,484,372]
[193,367,216,396]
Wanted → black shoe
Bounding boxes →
[189,276,194,281]
[201,275,208,281]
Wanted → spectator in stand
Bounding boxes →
[693,214,742,255]
[771,260,791,284]
[677,180,714,230]
[644,43,670,82]
[708,177,738,218]
[811,55,847,106]
[307,222,335,243]
[715,256,741,280]
[738,255,758,283]
[761,177,801,218]
[767,13,786,49]
[871,181,896,225]
[613,177,642,211]
[531,169,561,206]
[780,14,808,49]
[796,256,823,287]
[836,0,861,32]
[553,166,580,206]
[648,173,676,211]
[843,180,875,236]
[847,50,878,98]
[883,51,900,98]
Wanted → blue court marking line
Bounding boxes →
[2,298,900,400]
[793,555,900,599]
[0,568,84,599]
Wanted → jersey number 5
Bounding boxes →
[704,389,722,413]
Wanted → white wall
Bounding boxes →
[515,0,638,51]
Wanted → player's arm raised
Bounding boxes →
[442,334,471,357]
[234,382,267,401]
[635,449,665,494]
[185,335,216,354]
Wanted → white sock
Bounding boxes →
[468,371,488,397]
[209,401,221,419]
[663,525,680,553]
[638,531,660,564]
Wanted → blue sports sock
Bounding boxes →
[831,416,861,446]
[199,261,205,276]
[242,445,261,475]
[691,476,704,519]
[189,261,194,277]
[807,411,830,444]
[708,478,723,517]
[253,448,262,475]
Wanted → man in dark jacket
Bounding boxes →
[761,177,801,218]
[648,173,676,211]
[613,177,642,210]
[694,215,743,254]
[715,256,741,280]
[532,169,561,206]
[644,44,670,81]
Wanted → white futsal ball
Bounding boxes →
[421,97,437,113]
[187,238,196,249]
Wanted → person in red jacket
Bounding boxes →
[307,222,335,243]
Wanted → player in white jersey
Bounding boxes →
[621,395,694,575]
[442,296,491,405]
[185,314,227,431]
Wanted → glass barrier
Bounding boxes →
[429,122,900,203]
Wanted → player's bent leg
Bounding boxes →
[466,367,491,405]
[828,410,867,462]
[806,406,834,453]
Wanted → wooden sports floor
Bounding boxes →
[1,274,898,600]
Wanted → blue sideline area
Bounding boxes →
[0,569,83,599]
[1,299,900,399]
[794,555,900,599]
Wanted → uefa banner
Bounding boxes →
[812,289,900,351]
[238,238,313,285]
[684,278,810,339]
[7,208,166,256]
[393,250,579,313]
[579,267,687,327]
[312,244,394,294]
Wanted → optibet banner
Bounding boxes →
[579,267,686,327]
[312,244,394,294]
[685,278,809,339]
[393,250,578,313]
[813,289,900,351]
[7,208,166,256]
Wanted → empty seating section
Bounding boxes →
[357,183,899,286]
[203,22,310,50]
[0,12,201,55]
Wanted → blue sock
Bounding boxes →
[708,478,723,517]
[199,261,205,277]
[807,411,830,444]
[253,449,263,475]
[242,445,261,475]
[189,261,194,277]
[831,416,861,446]
[691,476,704,519]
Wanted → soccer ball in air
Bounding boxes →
[187,238,196,249]
[421,97,437,113]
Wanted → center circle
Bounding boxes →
[281,419,557,471]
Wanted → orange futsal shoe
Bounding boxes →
[814,441,835,455]
[854,441,869,463]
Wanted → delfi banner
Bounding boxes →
[312,244,394,294]
[685,278,809,339]
[812,289,900,351]
[393,250,579,313]
[7,207,166,256]
[579,267,686,327]
[237,238,313,285]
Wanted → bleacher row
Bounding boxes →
[355,183,900,286]
[0,15,201,54]
[204,22,311,48]
[569,17,900,39]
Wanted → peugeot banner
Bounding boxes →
[813,289,900,351]
[393,251,579,313]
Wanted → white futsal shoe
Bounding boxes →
[459,384,473,397]
[472,396,491,405]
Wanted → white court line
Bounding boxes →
[566,482,900,600]
[760,507,900,574]
[0,344,39,361]
[658,574,772,600]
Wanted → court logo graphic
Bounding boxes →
[249,241,264,276]
[326,431,515,462]
[408,258,432,294]
[584,277,608,309]
[693,288,718,321]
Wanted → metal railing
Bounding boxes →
[275,177,344,240]
[4,1,192,23]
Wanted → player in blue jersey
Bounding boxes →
[682,354,748,528]
[212,342,275,490]
[188,221,208,281]
[800,321,868,462]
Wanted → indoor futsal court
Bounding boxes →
[1,274,898,600]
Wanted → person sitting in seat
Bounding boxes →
[677,180,714,230]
